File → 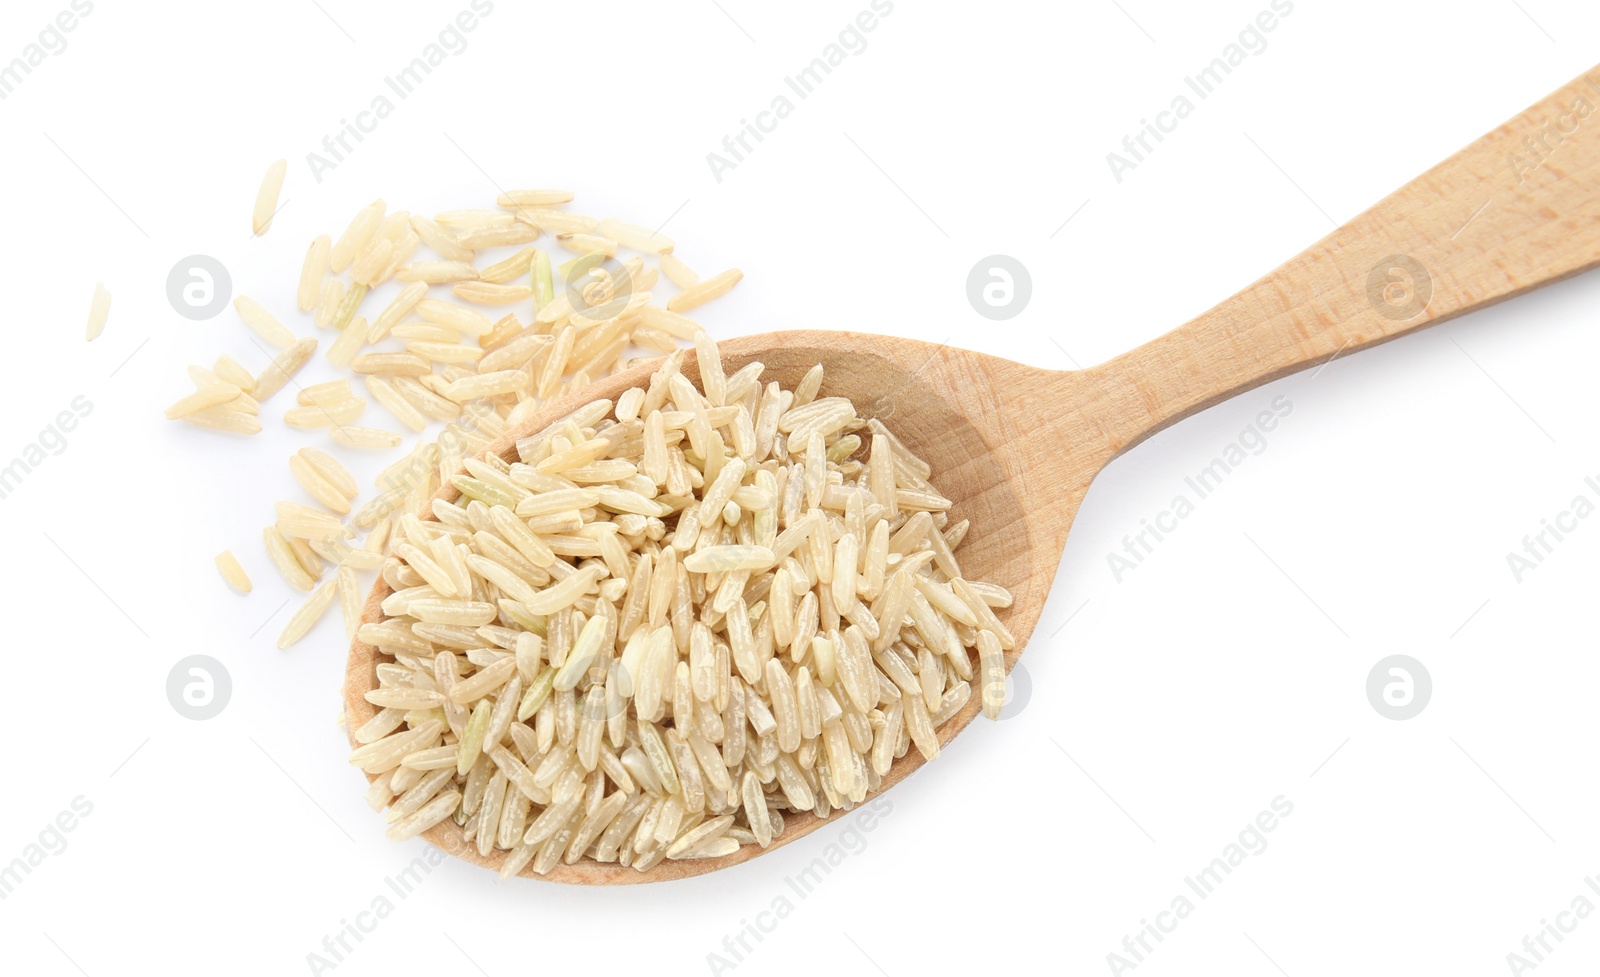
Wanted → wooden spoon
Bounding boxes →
[345,65,1600,883]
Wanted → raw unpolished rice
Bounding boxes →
[290,450,357,514]
[331,200,386,273]
[457,223,541,250]
[86,284,111,341]
[332,426,404,450]
[659,253,698,289]
[297,377,352,406]
[257,337,319,401]
[326,316,371,370]
[477,248,537,285]
[597,218,672,255]
[170,183,755,673]
[453,282,534,306]
[314,279,344,328]
[215,550,252,593]
[299,448,356,498]
[234,296,297,349]
[349,362,1012,873]
[285,399,365,429]
[297,236,333,310]
[412,216,474,263]
[164,382,243,420]
[265,527,316,591]
[212,355,256,392]
[497,189,574,207]
[181,405,263,435]
[398,261,480,284]
[338,565,362,638]
[280,577,338,649]
[555,232,617,257]
[364,377,428,432]
[253,159,288,236]
[666,269,743,313]
[515,208,598,235]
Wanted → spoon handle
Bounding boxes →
[1094,64,1600,452]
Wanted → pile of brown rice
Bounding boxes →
[162,170,1016,872]
[350,349,1014,874]
[163,184,743,648]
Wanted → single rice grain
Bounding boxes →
[666,268,742,313]
[215,550,252,593]
[279,578,338,649]
[660,252,698,289]
[497,189,574,207]
[297,235,333,310]
[598,217,673,254]
[233,296,297,349]
[180,404,263,435]
[397,261,479,284]
[86,283,111,341]
[252,159,288,235]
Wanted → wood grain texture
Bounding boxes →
[1092,65,1600,454]
[344,64,1600,883]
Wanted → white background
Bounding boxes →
[1,1,1597,974]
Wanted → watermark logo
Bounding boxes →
[0,1,95,102]
[1106,796,1294,973]
[305,1,496,183]
[1507,73,1600,185]
[1504,875,1600,974]
[167,255,232,320]
[564,253,635,326]
[1106,1,1296,183]
[707,1,896,183]
[0,395,93,502]
[167,655,232,720]
[1366,254,1432,321]
[1366,655,1431,720]
[577,660,636,723]
[0,795,93,902]
[985,660,1031,719]
[1107,395,1293,581]
[1505,477,1599,583]
[706,798,894,974]
[305,843,471,973]
[864,392,897,424]
[966,255,1031,321]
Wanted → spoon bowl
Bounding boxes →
[346,63,1600,882]
[344,329,1090,883]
